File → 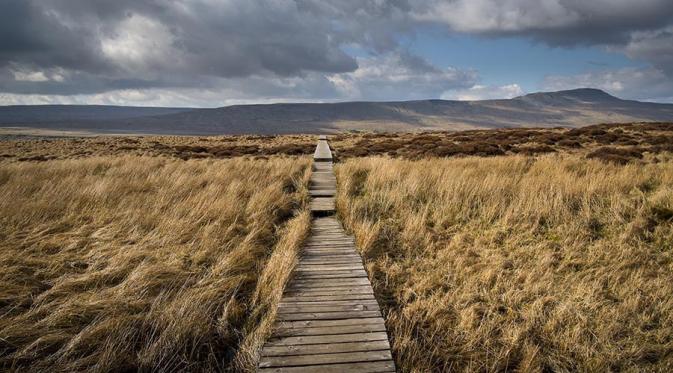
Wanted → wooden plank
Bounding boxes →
[307,237,349,240]
[294,272,367,279]
[276,304,380,314]
[265,332,390,346]
[276,311,382,321]
[300,252,359,257]
[302,249,355,253]
[271,323,386,337]
[289,278,371,286]
[295,268,365,273]
[301,258,362,264]
[294,265,363,272]
[293,267,364,274]
[285,284,374,292]
[284,286,373,296]
[313,140,332,161]
[309,190,336,197]
[301,250,356,254]
[276,318,384,329]
[281,294,376,304]
[259,350,392,368]
[300,253,361,259]
[305,240,355,244]
[279,300,379,307]
[259,360,396,373]
[261,340,391,357]
[283,288,374,297]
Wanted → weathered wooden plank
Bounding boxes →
[313,140,332,161]
[271,323,386,337]
[276,318,384,329]
[309,190,336,197]
[275,310,382,321]
[260,350,392,368]
[293,268,365,274]
[289,278,371,286]
[277,303,380,314]
[285,284,374,292]
[305,238,353,242]
[261,340,391,357]
[301,256,362,264]
[298,260,362,266]
[293,274,368,281]
[259,360,396,373]
[281,294,376,304]
[300,252,358,256]
[300,253,361,258]
[294,268,365,275]
[305,238,353,241]
[294,265,363,272]
[279,299,379,307]
[283,288,374,297]
[265,332,390,346]
[301,249,356,254]
[301,245,355,250]
[300,248,356,253]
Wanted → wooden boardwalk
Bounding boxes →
[258,137,395,372]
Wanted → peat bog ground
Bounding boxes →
[1,122,672,372]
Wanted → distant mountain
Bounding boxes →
[1,89,672,135]
[0,105,192,125]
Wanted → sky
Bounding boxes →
[1,0,673,107]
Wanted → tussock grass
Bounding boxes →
[336,155,673,372]
[0,156,310,372]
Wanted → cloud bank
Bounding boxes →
[1,0,672,105]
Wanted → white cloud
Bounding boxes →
[412,0,577,33]
[621,26,673,74]
[542,67,673,103]
[329,52,477,100]
[12,70,49,82]
[441,84,524,101]
[10,67,67,83]
[100,14,184,73]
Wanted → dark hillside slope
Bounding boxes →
[1,89,672,135]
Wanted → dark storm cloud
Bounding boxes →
[0,0,369,94]
[411,0,673,46]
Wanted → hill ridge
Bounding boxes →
[1,89,672,135]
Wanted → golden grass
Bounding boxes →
[0,156,311,372]
[336,154,673,372]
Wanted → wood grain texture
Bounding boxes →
[257,137,395,372]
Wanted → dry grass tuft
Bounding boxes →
[0,156,310,372]
[336,154,673,372]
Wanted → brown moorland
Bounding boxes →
[1,122,672,372]
[0,134,316,162]
[0,156,311,372]
[335,154,673,372]
[330,122,673,163]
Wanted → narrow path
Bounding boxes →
[258,137,395,372]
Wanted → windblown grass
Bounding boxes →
[336,154,673,372]
[0,156,310,372]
